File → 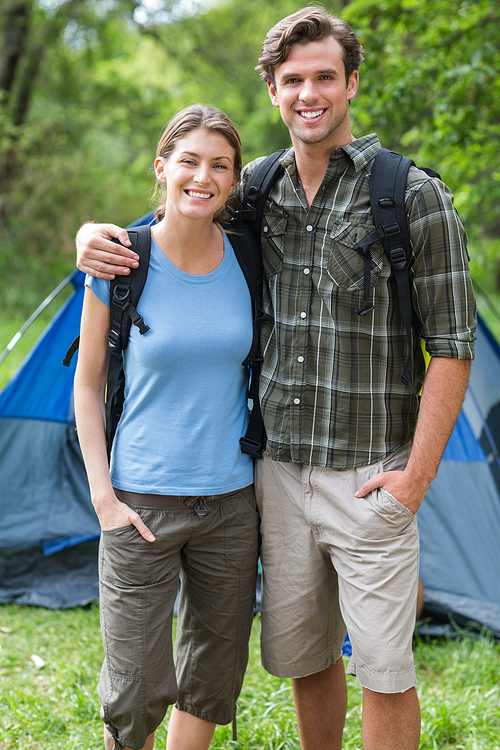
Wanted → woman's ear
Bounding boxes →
[154,157,167,183]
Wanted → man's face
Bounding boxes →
[267,36,359,151]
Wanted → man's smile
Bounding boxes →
[298,108,327,120]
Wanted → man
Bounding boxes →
[76,8,476,749]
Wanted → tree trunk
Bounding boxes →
[0,1,33,99]
[13,41,43,126]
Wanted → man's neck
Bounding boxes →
[293,133,356,207]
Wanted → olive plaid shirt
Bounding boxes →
[240,134,476,468]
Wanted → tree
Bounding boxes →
[0,0,177,312]
[343,0,500,249]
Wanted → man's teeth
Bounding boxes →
[301,110,324,119]
[188,191,211,198]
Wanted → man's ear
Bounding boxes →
[267,80,280,108]
[347,70,359,102]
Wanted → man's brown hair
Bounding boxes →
[256,6,364,86]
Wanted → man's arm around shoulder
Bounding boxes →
[76,222,139,279]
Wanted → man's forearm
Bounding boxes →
[405,356,471,492]
[355,356,472,513]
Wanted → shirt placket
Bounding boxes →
[288,208,318,461]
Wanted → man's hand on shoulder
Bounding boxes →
[76,222,140,279]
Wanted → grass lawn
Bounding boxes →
[0,603,499,749]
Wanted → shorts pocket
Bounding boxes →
[378,488,415,522]
[360,487,415,539]
[223,490,260,573]
[99,510,158,586]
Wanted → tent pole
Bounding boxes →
[0,272,76,368]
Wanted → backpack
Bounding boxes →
[232,147,441,387]
[63,222,267,459]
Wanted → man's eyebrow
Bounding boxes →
[278,67,339,81]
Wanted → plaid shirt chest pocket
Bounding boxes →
[262,214,288,277]
[327,220,389,292]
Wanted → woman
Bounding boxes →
[74,105,259,750]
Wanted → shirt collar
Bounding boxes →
[279,133,381,175]
[341,133,381,172]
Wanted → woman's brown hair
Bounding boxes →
[154,104,242,224]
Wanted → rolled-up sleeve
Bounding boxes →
[408,170,476,360]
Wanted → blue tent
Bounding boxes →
[417,315,500,638]
[1,267,500,634]
[0,270,100,608]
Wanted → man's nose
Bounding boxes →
[298,79,319,102]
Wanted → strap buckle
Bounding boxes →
[239,437,262,459]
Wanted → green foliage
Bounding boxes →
[1,605,500,748]
[0,0,500,323]
[0,1,178,315]
[343,0,500,245]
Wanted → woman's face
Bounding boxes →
[155,128,238,222]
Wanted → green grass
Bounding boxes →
[1,604,499,749]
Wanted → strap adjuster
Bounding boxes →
[384,222,400,237]
[390,247,407,270]
[108,329,120,350]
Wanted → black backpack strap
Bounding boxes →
[105,223,152,453]
[62,335,80,367]
[356,148,415,385]
[108,225,152,351]
[229,150,290,459]
[232,149,289,231]
[226,225,267,458]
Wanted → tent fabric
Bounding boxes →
[417,315,500,638]
[1,246,499,630]
[0,272,85,422]
[0,272,100,608]
[0,215,152,609]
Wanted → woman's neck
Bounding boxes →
[151,212,224,275]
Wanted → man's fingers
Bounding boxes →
[106,225,132,247]
[86,238,139,263]
[354,473,383,497]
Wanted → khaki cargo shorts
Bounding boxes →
[255,444,419,694]
[98,485,259,750]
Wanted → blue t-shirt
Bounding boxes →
[86,232,254,494]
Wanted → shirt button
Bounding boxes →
[297,356,304,363]
[263,226,269,233]
[293,398,301,405]
[300,312,307,319]
[306,224,314,232]
[304,268,310,275]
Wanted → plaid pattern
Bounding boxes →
[240,134,476,468]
